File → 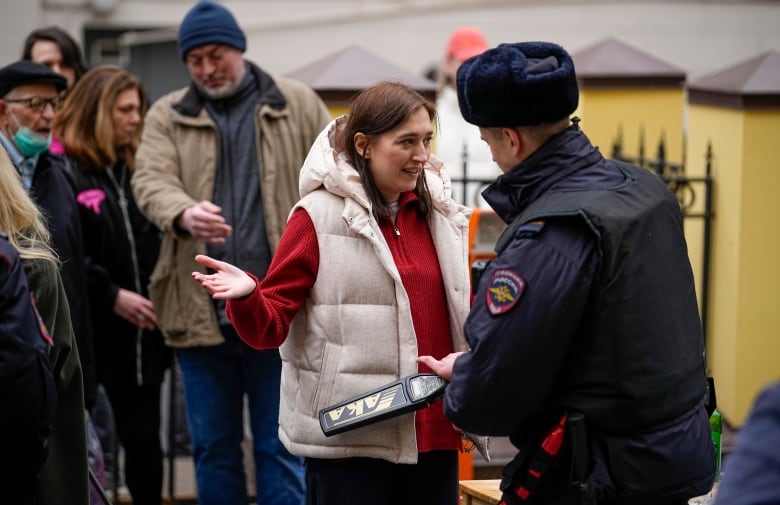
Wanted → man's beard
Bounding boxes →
[197,79,239,100]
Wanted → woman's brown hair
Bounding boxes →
[55,64,148,172]
[335,81,437,221]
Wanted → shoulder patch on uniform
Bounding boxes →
[486,269,526,315]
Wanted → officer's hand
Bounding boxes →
[417,352,465,382]
[178,201,233,244]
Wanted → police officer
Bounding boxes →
[418,41,716,504]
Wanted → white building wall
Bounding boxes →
[4,1,780,83]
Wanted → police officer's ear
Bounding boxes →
[353,132,371,159]
[508,126,542,161]
[502,127,524,155]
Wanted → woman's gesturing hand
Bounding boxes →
[192,254,256,300]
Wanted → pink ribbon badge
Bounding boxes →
[77,188,106,215]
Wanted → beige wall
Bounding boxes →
[688,105,780,426]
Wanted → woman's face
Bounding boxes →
[357,107,433,204]
[112,88,142,148]
[30,40,76,90]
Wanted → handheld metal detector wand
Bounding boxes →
[319,373,447,436]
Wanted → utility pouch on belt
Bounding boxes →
[500,413,568,505]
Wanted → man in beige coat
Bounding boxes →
[131,1,330,504]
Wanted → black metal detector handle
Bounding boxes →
[319,373,448,436]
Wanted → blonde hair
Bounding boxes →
[0,148,57,263]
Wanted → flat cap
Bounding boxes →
[456,41,579,127]
[0,60,67,98]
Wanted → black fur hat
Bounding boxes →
[456,41,579,127]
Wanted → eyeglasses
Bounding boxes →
[4,96,62,113]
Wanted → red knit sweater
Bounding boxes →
[227,191,461,453]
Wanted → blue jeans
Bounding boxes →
[177,326,305,505]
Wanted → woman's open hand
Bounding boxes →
[192,254,256,299]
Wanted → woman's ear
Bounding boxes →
[353,132,370,159]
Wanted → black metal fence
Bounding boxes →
[448,143,498,208]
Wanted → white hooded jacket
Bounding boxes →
[277,117,472,463]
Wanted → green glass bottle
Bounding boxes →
[709,408,722,480]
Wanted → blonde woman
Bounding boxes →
[0,148,88,505]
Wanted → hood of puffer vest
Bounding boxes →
[297,116,461,217]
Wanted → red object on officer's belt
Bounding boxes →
[541,414,567,454]
[500,413,568,504]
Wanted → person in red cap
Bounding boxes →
[435,27,499,208]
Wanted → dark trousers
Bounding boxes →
[305,450,459,505]
[103,379,163,505]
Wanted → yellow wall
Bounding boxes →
[688,105,780,425]
[578,88,686,164]
[734,110,780,419]
[327,105,350,119]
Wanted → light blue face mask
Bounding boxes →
[9,110,52,157]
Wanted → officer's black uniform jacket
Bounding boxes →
[444,124,715,503]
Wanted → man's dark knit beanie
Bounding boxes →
[178,0,247,60]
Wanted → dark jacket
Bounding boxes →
[0,237,57,504]
[67,160,169,386]
[713,381,780,505]
[29,152,98,408]
[24,257,89,505]
[445,124,714,504]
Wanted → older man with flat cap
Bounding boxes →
[419,41,716,504]
[0,59,91,505]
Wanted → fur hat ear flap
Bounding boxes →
[456,41,579,127]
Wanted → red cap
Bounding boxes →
[446,27,488,61]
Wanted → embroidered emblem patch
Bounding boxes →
[486,269,526,315]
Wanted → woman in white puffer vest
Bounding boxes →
[192,81,472,505]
